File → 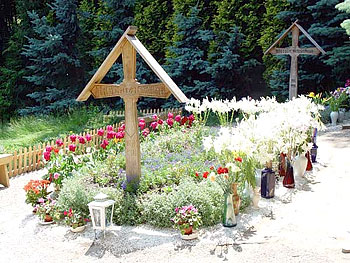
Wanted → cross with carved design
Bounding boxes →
[265,20,326,100]
[77,26,188,187]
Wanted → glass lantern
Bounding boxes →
[88,193,115,238]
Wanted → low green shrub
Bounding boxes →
[141,178,223,228]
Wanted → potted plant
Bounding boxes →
[172,205,202,240]
[35,198,58,225]
[328,89,347,125]
[63,208,88,233]
[23,179,51,211]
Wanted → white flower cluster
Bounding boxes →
[202,95,324,166]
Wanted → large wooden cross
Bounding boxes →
[76,26,188,187]
[265,20,326,100]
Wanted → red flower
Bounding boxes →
[119,124,126,132]
[78,136,86,144]
[107,131,115,139]
[181,116,188,126]
[116,131,124,139]
[100,143,107,149]
[53,148,59,154]
[168,112,174,119]
[210,166,214,170]
[97,129,104,136]
[167,118,174,127]
[45,146,52,152]
[217,167,223,174]
[203,171,209,179]
[235,157,242,162]
[69,134,77,142]
[43,151,51,161]
[85,134,92,142]
[188,114,195,122]
[157,119,164,125]
[139,121,146,130]
[142,128,150,137]
[175,115,181,122]
[56,139,63,147]
[68,144,76,152]
[63,211,68,216]
[195,172,199,177]
[152,114,158,120]
[223,167,229,174]
[150,121,158,130]
[107,125,113,131]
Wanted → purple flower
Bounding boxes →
[38,198,45,203]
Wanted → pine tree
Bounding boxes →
[337,0,350,35]
[271,0,350,98]
[0,0,50,118]
[21,0,82,114]
[166,7,213,102]
[208,27,258,99]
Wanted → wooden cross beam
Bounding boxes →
[76,26,188,188]
[264,21,326,100]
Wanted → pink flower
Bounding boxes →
[157,119,163,125]
[168,112,174,119]
[107,125,113,131]
[102,139,109,146]
[69,144,76,152]
[54,173,60,180]
[38,198,45,203]
[63,211,68,216]
[116,131,124,139]
[107,131,115,139]
[118,124,125,132]
[100,139,109,149]
[78,136,86,144]
[69,134,77,142]
[152,114,158,120]
[85,134,92,142]
[175,115,181,122]
[139,118,145,123]
[97,129,104,136]
[139,121,146,130]
[56,139,63,147]
[188,114,195,122]
[167,118,174,127]
[150,121,158,129]
[45,146,52,152]
[44,151,51,161]
[142,128,150,137]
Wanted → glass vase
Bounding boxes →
[223,193,237,227]
[261,167,275,199]
[283,159,295,188]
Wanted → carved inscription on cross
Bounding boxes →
[76,26,188,187]
[265,21,326,100]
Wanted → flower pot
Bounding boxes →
[330,111,339,126]
[252,187,260,208]
[70,225,86,233]
[306,151,312,171]
[283,159,295,188]
[293,154,308,177]
[261,167,275,199]
[44,214,53,222]
[223,193,237,227]
[231,183,241,216]
[181,230,198,240]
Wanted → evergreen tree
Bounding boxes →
[336,0,350,35]
[166,7,213,102]
[271,0,350,99]
[259,0,289,97]
[0,0,50,118]
[208,27,258,99]
[21,0,82,114]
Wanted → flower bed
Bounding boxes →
[24,96,324,230]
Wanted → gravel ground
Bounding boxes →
[1,121,350,263]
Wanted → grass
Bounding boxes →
[0,106,123,153]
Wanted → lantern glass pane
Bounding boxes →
[92,209,101,227]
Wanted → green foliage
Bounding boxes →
[141,178,224,227]
[337,0,350,35]
[22,0,83,114]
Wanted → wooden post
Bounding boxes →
[289,26,299,100]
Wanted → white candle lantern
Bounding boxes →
[88,193,115,238]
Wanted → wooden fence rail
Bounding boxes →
[5,107,182,178]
